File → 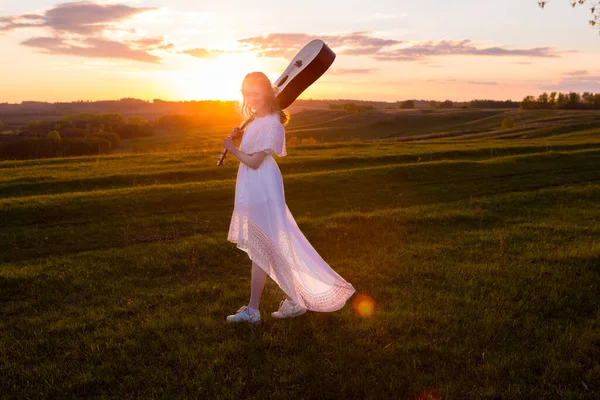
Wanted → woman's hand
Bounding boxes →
[223,136,237,152]
[230,127,243,140]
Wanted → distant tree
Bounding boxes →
[61,127,88,138]
[128,116,148,126]
[47,130,61,141]
[556,92,568,107]
[398,100,414,109]
[582,91,595,106]
[567,91,582,108]
[537,92,550,108]
[344,103,358,113]
[440,100,454,109]
[520,95,538,109]
[520,91,600,109]
[538,1,600,32]
[469,99,520,108]
[328,102,374,113]
[25,120,42,134]
[93,132,120,149]
[549,91,557,107]
[501,116,516,129]
[100,113,126,131]
[63,113,101,123]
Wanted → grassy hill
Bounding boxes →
[109,108,600,154]
[1,113,599,398]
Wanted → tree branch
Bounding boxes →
[538,0,600,29]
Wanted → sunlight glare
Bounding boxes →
[166,54,281,101]
[352,293,375,317]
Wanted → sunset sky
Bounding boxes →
[1,0,600,103]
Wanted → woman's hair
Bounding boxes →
[241,72,289,125]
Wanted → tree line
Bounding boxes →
[328,103,376,113]
[0,109,252,160]
[520,92,600,109]
[0,112,154,160]
[330,99,521,111]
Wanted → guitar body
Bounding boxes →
[273,39,336,110]
[217,39,335,166]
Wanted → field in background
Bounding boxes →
[112,108,600,154]
[1,110,599,398]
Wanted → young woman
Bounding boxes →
[223,72,355,324]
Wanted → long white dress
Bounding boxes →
[227,112,356,312]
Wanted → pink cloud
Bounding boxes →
[563,70,589,76]
[22,36,162,63]
[237,32,403,58]
[373,40,562,61]
[328,68,377,75]
[181,48,225,59]
[235,33,564,62]
[1,2,170,63]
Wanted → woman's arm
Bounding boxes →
[229,147,268,170]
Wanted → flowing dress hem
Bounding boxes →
[227,211,356,312]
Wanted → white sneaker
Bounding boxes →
[271,298,307,319]
[226,305,261,324]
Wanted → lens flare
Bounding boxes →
[352,293,375,317]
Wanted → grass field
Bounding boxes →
[109,108,600,154]
[1,109,600,399]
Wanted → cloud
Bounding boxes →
[237,32,404,58]
[563,70,589,76]
[0,1,156,34]
[181,48,225,59]
[564,75,600,81]
[539,71,600,92]
[21,36,162,63]
[0,1,171,63]
[539,81,600,92]
[427,78,498,85]
[373,40,562,61]
[328,68,377,75]
[233,33,565,63]
[467,80,499,85]
[130,37,175,51]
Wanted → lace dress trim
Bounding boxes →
[228,210,355,312]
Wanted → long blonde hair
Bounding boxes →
[241,72,289,125]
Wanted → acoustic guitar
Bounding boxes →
[217,39,336,166]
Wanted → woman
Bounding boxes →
[223,72,356,325]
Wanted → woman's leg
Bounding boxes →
[249,261,267,310]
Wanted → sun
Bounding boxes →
[165,54,282,101]
[166,58,244,101]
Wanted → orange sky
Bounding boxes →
[1,1,600,103]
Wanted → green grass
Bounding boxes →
[97,108,600,154]
[1,118,599,398]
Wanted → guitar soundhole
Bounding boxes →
[294,60,303,67]
[277,75,289,87]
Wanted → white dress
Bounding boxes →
[227,112,356,312]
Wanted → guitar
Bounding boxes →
[217,39,336,166]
